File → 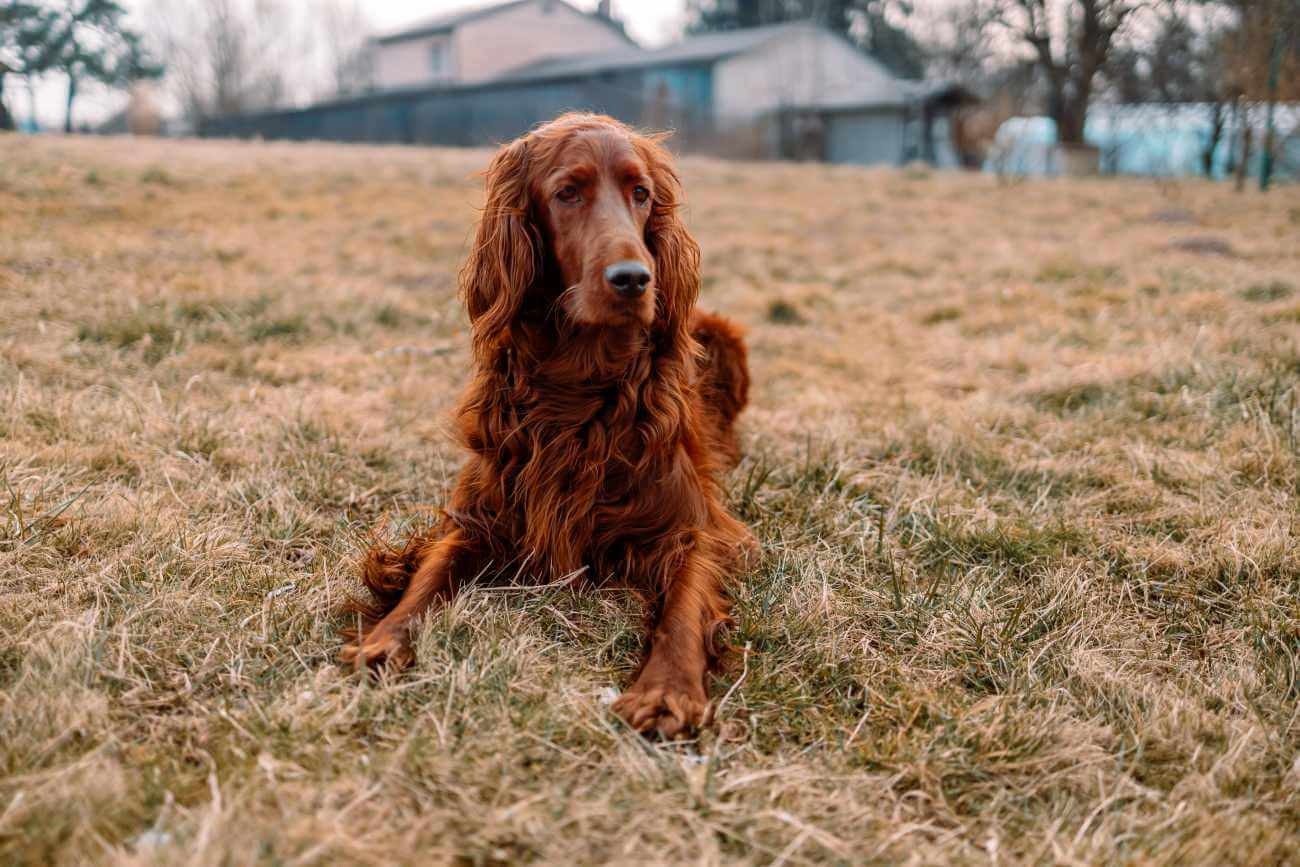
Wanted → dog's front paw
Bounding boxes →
[339,624,414,672]
[612,675,710,739]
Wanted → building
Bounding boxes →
[371,0,632,90]
[497,21,972,163]
[792,82,980,167]
[203,14,976,168]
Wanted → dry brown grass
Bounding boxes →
[2,133,1298,865]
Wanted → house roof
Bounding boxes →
[797,80,981,113]
[499,21,934,112]
[499,21,806,82]
[375,0,630,46]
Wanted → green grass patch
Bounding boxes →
[1241,281,1294,303]
[766,298,805,324]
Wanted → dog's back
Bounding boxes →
[691,311,749,467]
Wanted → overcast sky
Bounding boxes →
[22,0,689,128]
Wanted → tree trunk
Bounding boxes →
[1056,64,1100,176]
[1225,97,1240,175]
[1059,0,1098,146]
[1203,102,1225,178]
[1029,34,1076,145]
[1259,22,1283,192]
[1236,122,1252,193]
[65,75,77,134]
[0,73,13,132]
[1033,55,1089,145]
[1055,105,1087,146]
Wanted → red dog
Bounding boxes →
[341,113,751,738]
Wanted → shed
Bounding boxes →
[784,82,980,166]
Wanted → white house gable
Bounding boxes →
[712,24,906,124]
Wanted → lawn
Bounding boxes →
[1,133,1298,865]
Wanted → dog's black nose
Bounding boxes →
[604,261,651,297]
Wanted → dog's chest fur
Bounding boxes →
[480,348,700,579]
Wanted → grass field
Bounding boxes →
[2,133,1298,865]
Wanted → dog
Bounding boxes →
[341,113,752,738]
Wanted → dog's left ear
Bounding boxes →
[639,136,699,341]
[461,135,538,365]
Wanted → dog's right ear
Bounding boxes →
[460,136,537,365]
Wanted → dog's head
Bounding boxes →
[460,113,699,360]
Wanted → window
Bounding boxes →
[430,41,448,78]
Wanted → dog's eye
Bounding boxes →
[632,185,650,205]
[556,185,580,204]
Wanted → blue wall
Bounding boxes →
[201,65,717,148]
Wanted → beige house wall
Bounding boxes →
[456,1,629,84]
[374,33,455,89]
[373,0,630,90]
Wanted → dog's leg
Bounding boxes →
[612,552,730,738]
[339,528,479,671]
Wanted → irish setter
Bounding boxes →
[340,113,752,738]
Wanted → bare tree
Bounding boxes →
[146,0,307,122]
[1099,0,1296,186]
[920,1,1000,85]
[1105,6,1237,176]
[979,0,1163,145]
[1218,0,1298,102]
[317,0,371,98]
[1225,0,1299,189]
